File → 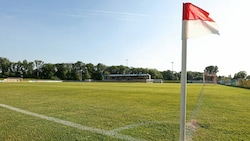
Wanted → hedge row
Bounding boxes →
[238,79,250,88]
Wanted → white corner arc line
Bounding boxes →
[0,103,145,141]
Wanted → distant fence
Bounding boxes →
[3,77,23,82]
[29,80,63,82]
[218,79,250,89]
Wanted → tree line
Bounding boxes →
[1,57,248,81]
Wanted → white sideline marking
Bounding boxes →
[186,85,205,141]
[0,103,145,141]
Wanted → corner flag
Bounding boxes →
[182,3,219,39]
[180,3,219,141]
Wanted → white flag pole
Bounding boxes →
[203,71,205,86]
[180,3,219,141]
[180,40,187,141]
[180,5,187,140]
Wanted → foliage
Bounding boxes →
[204,65,219,81]
[246,75,250,79]
[238,79,250,88]
[83,70,91,80]
[0,57,167,80]
[187,71,203,80]
[161,70,175,80]
[1,57,249,82]
[0,57,11,77]
[41,63,55,79]
[204,65,219,74]
[34,60,44,78]
[233,71,247,79]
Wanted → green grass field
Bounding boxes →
[0,82,249,141]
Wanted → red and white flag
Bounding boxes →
[182,3,219,39]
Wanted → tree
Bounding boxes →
[41,63,55,79]
[161,70,174,80]
[85,63,95,78]
[22,60,34,78]
[96,63,106,73]
[204,65,219,82]
[246,75,250,79]
[73,61,85,81]
[117,65,127,74]
[13,61,24,77]
[175,72,181,80]
[65,63,74,80]
[92,63,106,80]
[130,67,148,74]
[0,57,11,77]
[148,69,163,79]
[187,71,194,80]
[55,63,68,80]
[83,70,91,80]
[192,72,203,80]
[106,66,119,74]
[204,65,219,74]
[233,71,247,79]
[34,60,44,78]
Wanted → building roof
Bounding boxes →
[103,74,150,77]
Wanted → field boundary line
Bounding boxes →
[188,84,205,120]
[186,84,205,141]
[110,122,149,133]
[0,103,145,141]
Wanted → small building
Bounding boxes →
[103,74,152,82]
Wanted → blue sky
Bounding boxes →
[0,0,249,76]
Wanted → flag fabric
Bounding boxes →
[182,3,219,39]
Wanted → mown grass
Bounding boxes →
[0,82,249,140]
[192,85,250,141]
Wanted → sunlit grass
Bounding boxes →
[192,85,250,140]
[0,82,249,140]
